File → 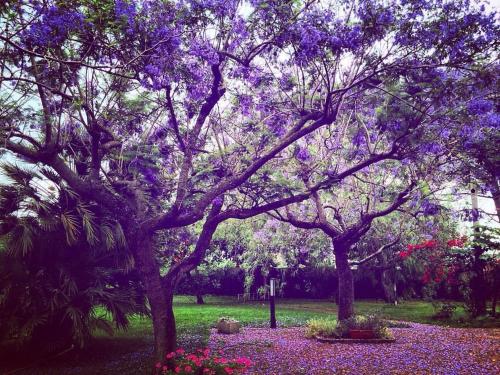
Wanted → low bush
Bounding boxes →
[384,320,412,328]
[431,301,457,320]
[311,315,394,340]
[305,318,338,338]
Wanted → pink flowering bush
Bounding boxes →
[154,348,252,375]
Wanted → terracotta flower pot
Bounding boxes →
[349,329,375,339]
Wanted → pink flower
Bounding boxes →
[174,366,181,373]
[184,365,193,373]
[166,352,175,359]
[224,367,234,374]
[236,357,252,367]
[162,366,168,371]
[155,362,162,368]
[176,348,185,354]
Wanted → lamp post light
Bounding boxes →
[268,266,287,329]
[269,277,277,329]
[394,265,401,306]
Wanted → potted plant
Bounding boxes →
[216,316,241,334]
[338,315,388,339]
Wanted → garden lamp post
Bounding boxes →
[268,266,287,329]
[269,277,277,328]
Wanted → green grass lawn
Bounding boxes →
[2,297,498,375]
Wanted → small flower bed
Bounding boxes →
[305,318,337,338]
[154,348,252,375]
[306,315,393,340]
[337,315,393,339]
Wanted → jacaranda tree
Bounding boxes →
[1,0,498,361]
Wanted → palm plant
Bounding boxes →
[0,164,147,354]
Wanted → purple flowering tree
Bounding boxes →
[1,0,497,360]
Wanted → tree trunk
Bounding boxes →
[381,268,395,304]
[134,235,175,362]
[334,242,354,321]
[165,290,176,353]
[196,294,205,304]
[470,245,488,317]
[490,185,500,222]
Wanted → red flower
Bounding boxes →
[224,367,234,374]
[447,237,467,247]
[236,357,252,367]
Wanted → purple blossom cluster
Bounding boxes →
[467,98,494,116]
[21,5,86,48]
[115,0,137,35]
[237,95,253,117]
[395,1,498,62]
[295,146,311,162]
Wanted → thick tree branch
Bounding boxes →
[350,237,401,266]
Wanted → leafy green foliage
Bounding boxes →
[305,318,337,338]
[336,315,392,339]
[0,164,146,354]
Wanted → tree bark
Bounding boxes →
[196,294,205,304]
[165,289,176,354]
[470,245,488,317]
[334,241,354,321]
[491,186,500,222]
[134,234,175,362]
[381,268,396,304]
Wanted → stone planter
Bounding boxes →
[315,335,396,344]
[217,320,241,334]
[349,329,376,339]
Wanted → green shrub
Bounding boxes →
[431,301,457,320]
[385,320,412,328]
[305,318,338,338]
[337,315,393,339]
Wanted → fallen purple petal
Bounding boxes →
[209,323,499,374]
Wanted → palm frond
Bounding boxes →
[113,221,127,249]
[0,185,21,214]
[2,163,36,183]
[90,316,115,336]
[77,203,98,245]
[60,211,80,245]
[100,224,116,250]
[7,218,36,256]
[39,167,62,185]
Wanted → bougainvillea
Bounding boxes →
[154,348,252,375]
